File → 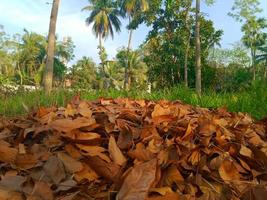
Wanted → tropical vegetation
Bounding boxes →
[0,0,267,119]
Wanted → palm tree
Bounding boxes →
[82,0,122,75]
[43,0,60,94]
[116,48,147,89]
[119,0,149,89]
[242,17,267,81]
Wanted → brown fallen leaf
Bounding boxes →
[43,156,66,184]
[188,149,201,166]
[15,154,38,170]
[149,187,173,196]
[76,144,111,163]
[77,101,92,118]
[0,175,26,192]
[0,189,24,200]
[151,104,171,118]
[128,143,155,162]
[0,97,267,200]
[56,179,77,192]
[145,192,180,200]
[31,181,54,200]
[18,143,26,154]
[162,164,184,187]
[117,159,157,200]
[86,156,121,181]
[241,185,267,200]
[74,163,99,182]
[0,140,18,164]
[65,104,76,117]
[240,145,253,157]
[219,159,240,182]
[108,135,127,166]
[57,152,83,173]
[50,117,95,133]
[65,144,83,159]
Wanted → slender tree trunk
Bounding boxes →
[195,0,201,95]
[99,36,105,73]
[18,65,23,85]
[184,37,190,87]
[43,0,60,94]
[99,36,107,89]
[124,28,133,90]
[184,1,192,87]
[251,48,256,81]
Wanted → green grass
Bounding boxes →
[0,84,267,120]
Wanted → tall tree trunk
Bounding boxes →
[184,0,192,87]
[124,28,133,90]
[43,0,60,94]
[99,36,105,73]
[195,0,201,95]
[184,37,190,87]
[251,48,256,81]
[99,36,108,89]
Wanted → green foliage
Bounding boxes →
[82,0,122,39]
[0,26,75,86]
[143,2,223,88]
[229,0,262,22]
[229,0,267,80]
[1,82,267,120]
[71,56,97,89]
[115,48,148,89]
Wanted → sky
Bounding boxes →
[0,0,267,65]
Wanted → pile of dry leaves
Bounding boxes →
[0,97,267,200]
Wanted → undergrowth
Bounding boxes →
[0,83,266,120]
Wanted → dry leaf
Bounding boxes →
[117,159,157,200]
[57,152,83,173]
[0,98,266,200]
[128,143,155,162]
[31,181,53,200]
[151,104,171,118]
[219,159,240,182]
[43,156,66,184]
[15,154,38,169]
[188,150,201,166]
[240,145,252,157]
[76,144,111,163]
[108,135,127,166]
[149,187,173,196]
[86,156,121,181]
[163,165,184,186]
[74,164,99,182]
[0,140,18,163]
[50,117,95,133]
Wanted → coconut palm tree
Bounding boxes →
[82,0,122,74]
[116,48,147,89]
[242,17,267,81]
[119,0,149,89]
[43,0,60,94]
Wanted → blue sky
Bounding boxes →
[1,0,267,64]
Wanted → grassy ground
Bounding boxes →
[0,84,266,120]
